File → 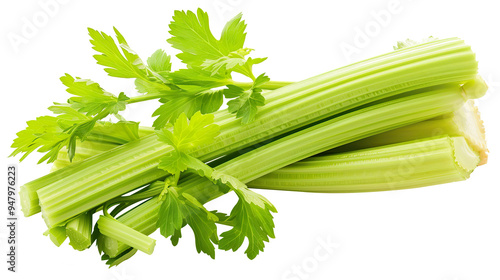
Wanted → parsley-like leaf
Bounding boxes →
[152,89,224,129]
[11,75,136,164]
[168,9,226,67]
[157,150,195,175]
[211,171,277,259]
[61,74,129,116]
[219,12,246,53]
[156,111,220,152]
[158,188,184,238]
[181,192,219,258]
[162,9,271,125]
[227,73,269,124]
[88,27,172,93]
[168,8,263,81]
[154,109,275,259]
[147,49,172,78]
[88,27,148,79]
[10,115,68,163]
[157,188,219,258]
[156,111,220,174]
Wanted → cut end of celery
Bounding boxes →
[452,100,488,165]
[451,136,480,175]
[97,215,156,256]
[66,228,91,251]
[19,187,29,217]
[462,75,488,99]
[65,212,92,251]
[20,186,38,217]
[103,236,120,258]
[43,227,67,247]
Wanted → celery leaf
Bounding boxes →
[156,112,219,174]
[152,89,224,129]
[158,189,219,258]
[227,73,269,124]
[211,171,277,259]
[88,27,172,92]
[61,74,129,116]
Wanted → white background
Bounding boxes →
[1,0,499,279]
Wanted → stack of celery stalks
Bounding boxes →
[12,9,489,266]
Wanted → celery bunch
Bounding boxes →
[10,8,489,266]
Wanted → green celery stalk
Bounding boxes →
[51,141,119,171]
[97,215,155,255]
[30,38,478,227]
[65,211,92,251]
[103,248,138,267]
[51,126,155,171]
[53,98,488,172]
[331,100,488,164]
[101,83,480,257]
[248,136,479,192]
[20,126,154,216]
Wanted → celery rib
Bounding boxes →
[331,100,488,164]
[248,136,479,193]
[97,215,156,255]
[66,212,92,251]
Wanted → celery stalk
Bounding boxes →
[102,83,477,257]
[53,97,488,172]
[51,141,119,171]
[104,248,138,267]
[97,215,156,255]
[248,136,479,192]
[331,100,488,164]
[31,38,478,227]
[51,126,155,171]
[66,211,92,251]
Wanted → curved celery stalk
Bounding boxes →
[101,83,475,258]
[66,211,92,251]
[331,100,488,164]
[32,38,479,227]
[248,136,479,192]
[104,248,138,267]
[97,215,155,255]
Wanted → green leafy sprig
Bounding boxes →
[155,112,276,259]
